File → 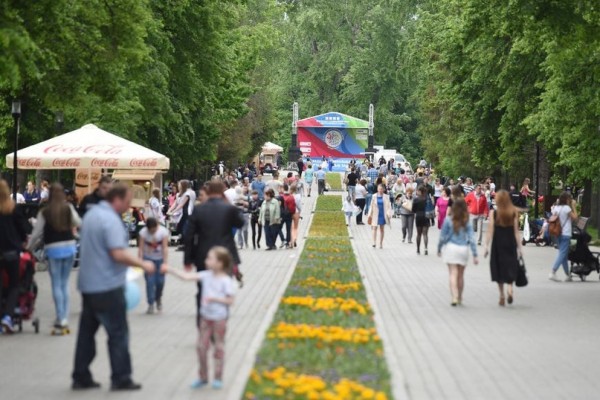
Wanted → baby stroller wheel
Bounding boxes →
[33,318,40,334]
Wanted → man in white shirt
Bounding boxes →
[224,180,238,205]
[11,186,25,204]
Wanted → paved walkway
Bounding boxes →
[352,214,600,400]
[0,193,316,400]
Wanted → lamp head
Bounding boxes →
[11,100,21,118]
[55,111,64,124]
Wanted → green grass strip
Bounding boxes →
[326,172,343,190]
[244,196,392,399]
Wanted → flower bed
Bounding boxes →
[326,172,343,191]
[245,196,391,399]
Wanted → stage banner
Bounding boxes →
[297,112,369,158]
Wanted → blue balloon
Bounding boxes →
[125,281,141,311]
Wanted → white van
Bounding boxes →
[394,154,413,174]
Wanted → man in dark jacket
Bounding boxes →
[184,181,244,325]
[78,175,112,217]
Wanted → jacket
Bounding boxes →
[259,198,281,226]
[0,208,28,252]
[437,218,478,257]
[465,191,489,216]
[367,194,393,227]
[184,198,245,269]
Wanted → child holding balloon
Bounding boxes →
[161,246,236,390]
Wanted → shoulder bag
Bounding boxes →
[402,196,413,212]
[548,207,564,237]
[516,257,528,287]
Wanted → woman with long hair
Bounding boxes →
[437,199,478,306]
[548,191,578,282]
[0,180,29,332]
[290,183,302,248]
[484,190,522,305]
[367,184,393,249]
[413,186,432,255]
[147,188,164,224]
[520,178,535,200]
[28,183,81,332]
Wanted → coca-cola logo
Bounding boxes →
[129,158,158,168]
[18,158,42,168]
[76,171,102,182]
[43,144,124,155]
[91,158,119,168]
[52,158,81,168]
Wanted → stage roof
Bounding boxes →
[297,112,369,129]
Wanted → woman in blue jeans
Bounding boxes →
[138,217,169,314]
[28,184,81,332]
[549,192,578,282]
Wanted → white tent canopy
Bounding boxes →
[5,124,170,170]
[262,141,283,152]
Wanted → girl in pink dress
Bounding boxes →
[436,187,451,229]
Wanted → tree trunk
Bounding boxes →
[591,181,600,237]
[581,179,592,217]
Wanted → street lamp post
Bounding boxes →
[11,100,21,201]
[56,111,64,182]
[289,102,300,163]
[365,104,376,162]
[534,142,540,219]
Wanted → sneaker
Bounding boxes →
[146,305,155,315]
[212,380,223,390]
[190,379,208,389]
[156,300,162,312]
[565,275,573,282]
[1,315,14,333]
[549,272,560,282]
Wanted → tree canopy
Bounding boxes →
[2,0,599,187]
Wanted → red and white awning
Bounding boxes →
[5,124,170,170]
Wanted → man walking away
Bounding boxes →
[316,166,326,195]
[184,181,244,325]
[346,168,359,202]
[72,184,155,391]
[465,184,489,245]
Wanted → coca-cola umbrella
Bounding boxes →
[5,123,170,170]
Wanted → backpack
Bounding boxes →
[282,194,296,217]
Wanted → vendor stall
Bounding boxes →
[5,123,170,205]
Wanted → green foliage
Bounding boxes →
[269,0,423,163]
[0,0,283,171]
[408,0,600,184]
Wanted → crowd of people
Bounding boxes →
[0,154,585,392]
[339,157,581,306]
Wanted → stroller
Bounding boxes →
[568,217,600,281]
[1,252,40,333]
[522,215,551,247]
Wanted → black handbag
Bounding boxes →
[516,257,528,287]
